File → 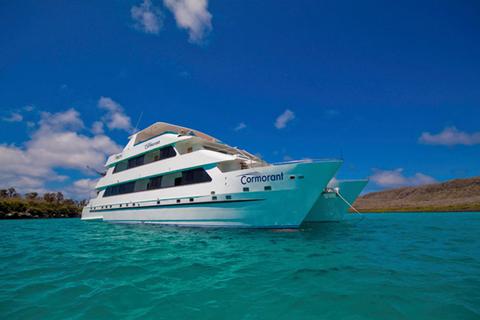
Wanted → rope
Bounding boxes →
[335,190,361,214]
[334,189,365,224]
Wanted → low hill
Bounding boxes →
[354,176,480,212]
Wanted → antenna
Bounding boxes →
[86,166,106,177]
[133,111,144,133]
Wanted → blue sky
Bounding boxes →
[1,0,479,197]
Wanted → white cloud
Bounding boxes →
[274,109,295,129]
[131,0,164,34]
[370,168,436,188]
[2,112,23,122]
[0,109,121,195]
[419,126,480,146]
[163,0,212,43]
[234,122,246,131]
[91,121,104,134]
[39,108,84,131]
[67,178,98,199]
[98,97,133,133]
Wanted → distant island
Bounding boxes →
[354,176,480,213]
[0,188,84,219]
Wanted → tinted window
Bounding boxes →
[119,181,135,194]
[159,146,176,160]
[174,177,182,186]
[147,176,162,190]
[103,168,211,198]
[113,146,176,173]
[104,181,135,197]
[128,154,144,169]
[182,168,212,185]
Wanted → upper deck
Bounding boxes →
[105,122,265,168]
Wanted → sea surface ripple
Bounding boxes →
[1,212,479,320]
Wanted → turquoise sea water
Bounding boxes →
[1,213,479,320]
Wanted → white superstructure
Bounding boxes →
[82,122,342,228]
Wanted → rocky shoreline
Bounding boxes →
[0,188,84,220]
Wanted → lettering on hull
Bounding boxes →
[240,172,284,185]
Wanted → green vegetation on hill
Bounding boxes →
[0,188,85,219]
[354,176,480,213]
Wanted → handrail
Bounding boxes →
[272,158,342,165]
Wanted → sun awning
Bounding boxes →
[132,122,220,145]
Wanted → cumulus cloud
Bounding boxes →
[234,122,246,131]
[91,121,104,135]
[274,109,295,129]
[67,178,98,199]
[98,97,134,133]
[131,0,164,34]
[2,112,23,122]
[419,126,480,146]
[0,109,121,195]
[370,168,436,188]
[163,0,212,43]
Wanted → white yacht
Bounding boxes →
[81,122,342,228]
[304,179,368,222]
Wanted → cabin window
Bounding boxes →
[128,154,144,169]
[159,146,176,159]
[243,187,249,192]
[113,145,177,173]
[182,168,212,185]
[264,186,272,191]
[174,177,182,186]
[226,195,232,200]
[103,168,212,197]
[147,176,162,190]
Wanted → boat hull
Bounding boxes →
[82,160,342,228]
[304,179,368,222]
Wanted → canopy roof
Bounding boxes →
[133,122,220,145]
